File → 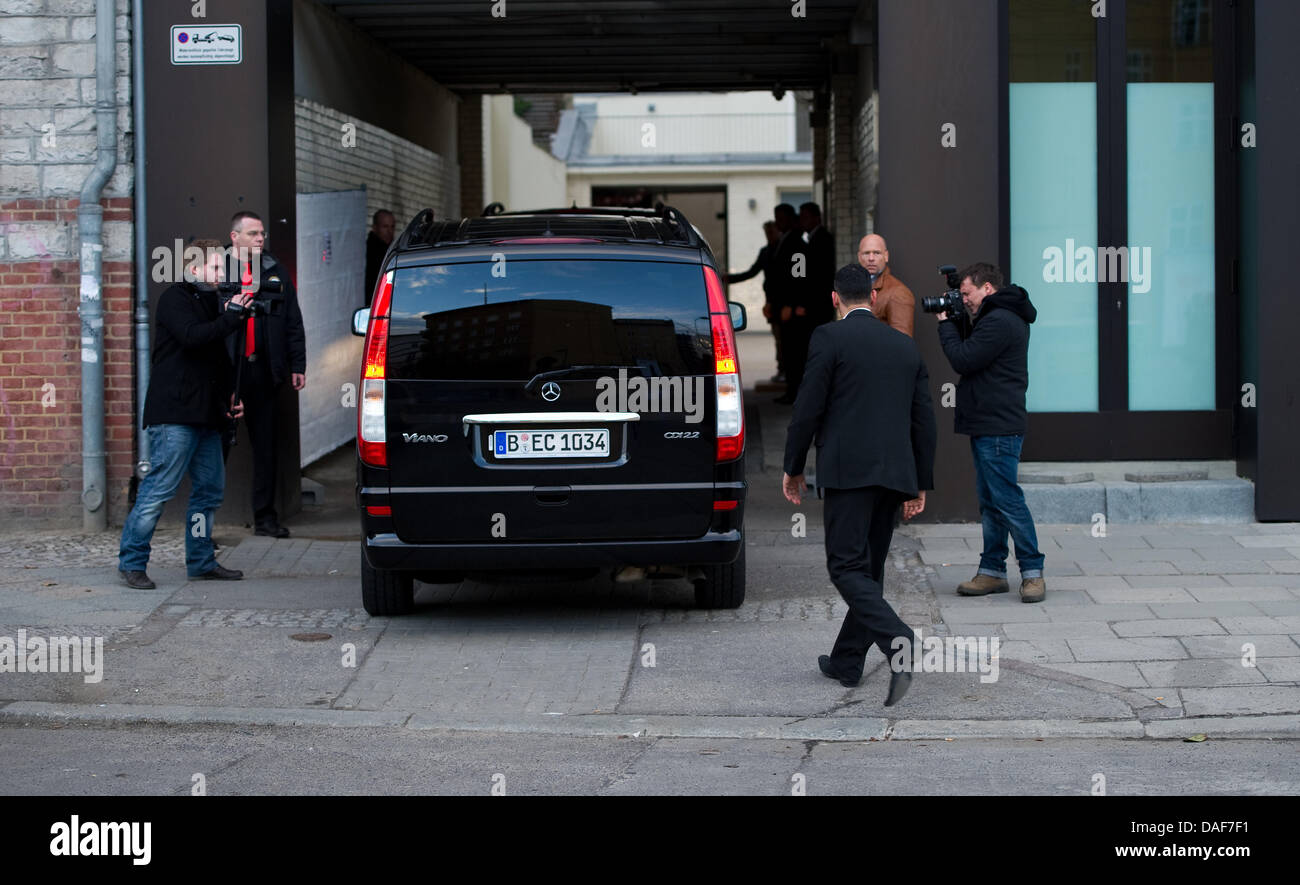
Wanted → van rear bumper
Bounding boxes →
[362,530,742,571]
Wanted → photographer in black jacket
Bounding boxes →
[224,211,306,538]
[118,241,252,589]
[935,262,1047,603]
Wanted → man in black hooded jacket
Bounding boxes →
[936,262,1046,603]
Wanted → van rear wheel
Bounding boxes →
[693,544,746,609]
[361,547,415,616]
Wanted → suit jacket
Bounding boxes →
[767,229,806,311]
[872,267,915,337]
[801,226,836,323]
[142,281,244,430]
[365,231,388,307]
[223,250,306,387]
[783,308,937,496]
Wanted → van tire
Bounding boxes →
[361,547,415,615]
[693,543,746,609]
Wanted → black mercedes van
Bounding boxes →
[352,206,746,615]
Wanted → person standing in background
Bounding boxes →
[364,209,396,308]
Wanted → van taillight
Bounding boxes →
[358,270,392,467]
[703,266,744,462]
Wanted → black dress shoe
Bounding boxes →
[195,564,244,580]
[254,523,290,538]
[884,670,913,707]
[818,654,861,688]
[119,569,156,590]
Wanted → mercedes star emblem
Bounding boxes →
[541,381,562,402]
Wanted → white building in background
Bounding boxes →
[552,91,815,320]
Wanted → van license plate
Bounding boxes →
[493,429,610,459]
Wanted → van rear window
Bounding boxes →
[385,260,714,380]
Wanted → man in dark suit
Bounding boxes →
[364,209,396,307]
[224,211,307,538]
[783,263,938,706]
[769,203,807,404]
[799,202,836,325]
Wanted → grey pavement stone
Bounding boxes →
[1255,658,1300,682]
[1186,586,1294,602]
[1235,534,1300,547]
[1244,524,1300,534]
[1177,561,1278,575]
[1149,602,1263,619]
[1078,562,1180,576]
[1021,483,1105,524]
[1120,575,1230,587]
[888,719,1144,740]
[1046,662,1147,688]
[1104,481,1140,523]
[1135,660,1268,687]
[1112,619,1224,637]
[1181,686,1300,716]
[1000,621,1115,640]
[1066,638,1187,662]
[918,549,979,566]
[1224,574,1300,587]
[996,639,1075,664]
[1132,688,1183,709]
[1049,534,1153,550]
[1256,600,1300,616]
[906,525,984,538]
[937,604,1050,624]
[1042,603,1156,622]
[1032,589,1092,605]
[1103,548,1202,562]
[1040,576,1131,590]
[1144,714,1300,739]
[1137,480,1254,523]
[1217,616,1300,634]
[1182,635,1299,658]
[1086,587,1196,604]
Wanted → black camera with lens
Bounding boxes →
[921,265,964,315]
[217,275,283,317]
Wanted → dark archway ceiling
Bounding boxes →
[317,1,869,93]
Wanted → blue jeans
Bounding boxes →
[970,434,1044,579]
[118,424,225,577]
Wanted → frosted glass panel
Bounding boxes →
[1010,83,1099,412]
[1126,83,1215,410]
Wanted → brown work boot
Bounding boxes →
[957,574,1010,596]
[1020,577,1046,603]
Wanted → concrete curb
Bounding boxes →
[2,701,1295,741]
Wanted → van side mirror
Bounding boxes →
[728,302,747,332]
[352,308,369,336]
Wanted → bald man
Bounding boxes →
[858,234,916,337]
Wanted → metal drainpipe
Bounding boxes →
[77,0,118,532]
[131,0,149,483]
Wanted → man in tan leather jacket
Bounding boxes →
[857,233,916,337]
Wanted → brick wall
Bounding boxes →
[825,73,860,269]
[0,199,135,525]
[295,96,459,229]
[0,0,135,528]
